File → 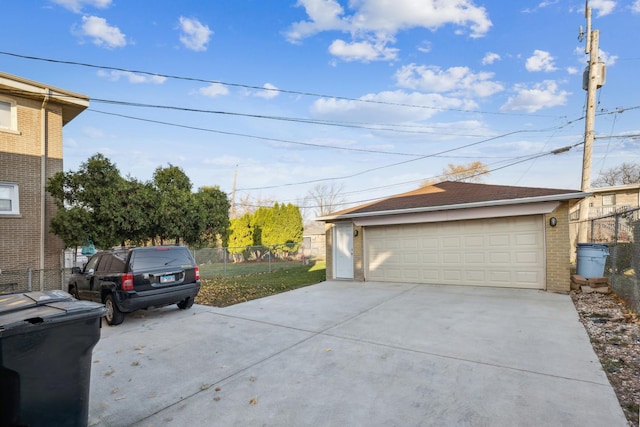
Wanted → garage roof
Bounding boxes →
[317,181,589,221]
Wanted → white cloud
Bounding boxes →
[82,126,105,138]
[52,0,111,13]
[417,41,432,53]
[482,52,500,65]
[395,64,503,97]
[286,0,492,62]
[198,83,229,98]
[598,48,618,66]
[76,15,126,48]
[328,37,399,62]
[202,154,241,167]
[254,83,280,99]
[567,66,578,74]
[522,0,559,13]
[573,46,617,67]
[633,0,640,13]
[178,17,212,52]
[285,0,349,42]
[525,50,557,72]
[97,70,166,84]
[590,0,616,16]
[310,90,479,123]
[501,80,569,112]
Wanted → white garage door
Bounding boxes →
[365,216,545,289]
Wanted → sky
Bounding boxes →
[2,0,640,218]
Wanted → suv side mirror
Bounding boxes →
[71,267,81,274]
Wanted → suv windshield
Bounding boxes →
[129,249,194,271]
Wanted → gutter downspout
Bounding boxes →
[40,89,50,291]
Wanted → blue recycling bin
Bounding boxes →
[576,243,609,278]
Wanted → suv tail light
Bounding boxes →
[122,272,134,291]
[195,266,200,281]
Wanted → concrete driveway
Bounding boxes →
[88,281,627,426]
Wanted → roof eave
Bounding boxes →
[316,192,591,222]
[0,72,89,125]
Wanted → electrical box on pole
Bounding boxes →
[582,63,606,90]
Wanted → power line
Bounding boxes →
[88,109,584,160]
[89,109,424,156]
[0,50,557,118]
[236,129,580,191]
[84,105,587,192]
[1,86,563,139]
[89,98,491,137]
[240,143,584,210]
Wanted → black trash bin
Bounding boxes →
[0,290,106,427]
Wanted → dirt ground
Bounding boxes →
[571,290,640,426]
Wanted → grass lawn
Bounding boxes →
[195,261,326,307]
[198,260,305,279]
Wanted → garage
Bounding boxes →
[320,181,588,293]
[365,215,545,289]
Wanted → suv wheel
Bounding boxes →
[105,294,125,326]
[177,296,194,310]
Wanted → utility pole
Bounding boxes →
[577,1,605,243]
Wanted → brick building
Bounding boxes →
[0,72,88,291]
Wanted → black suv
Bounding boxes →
[69,246,201,326]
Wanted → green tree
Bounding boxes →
[49,155,229,248]
[49,206,93,248]
[153,164,197,245]
[261,203,303,254]
[195,186,231,247]
[47,153,126,248]
[227,213,254,260]
[250,206,272,247]
[116,178,159,246]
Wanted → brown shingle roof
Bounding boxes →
[327,181,583,217]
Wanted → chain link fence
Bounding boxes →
[587,207,640,314]
[0,268,66,294]
[0,241,321,294]
[192,243,310,279]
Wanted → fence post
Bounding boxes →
[27,267,33,292]
[224,247,227,277]
[611,212,619,289]
[268,247,272,273]
[61,251,65,292]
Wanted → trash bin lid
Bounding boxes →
[577,243,609,249]
[0,290,106,334]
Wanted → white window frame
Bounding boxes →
[0,96,18,133]
[0,182,19,215]
[602,193,615,206]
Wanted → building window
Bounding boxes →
[0,183,19,215]
[602,194,615,206]
[0,98,17,132]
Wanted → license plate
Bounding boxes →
[160,274,175,284]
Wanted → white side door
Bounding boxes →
[334,222,354,279]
